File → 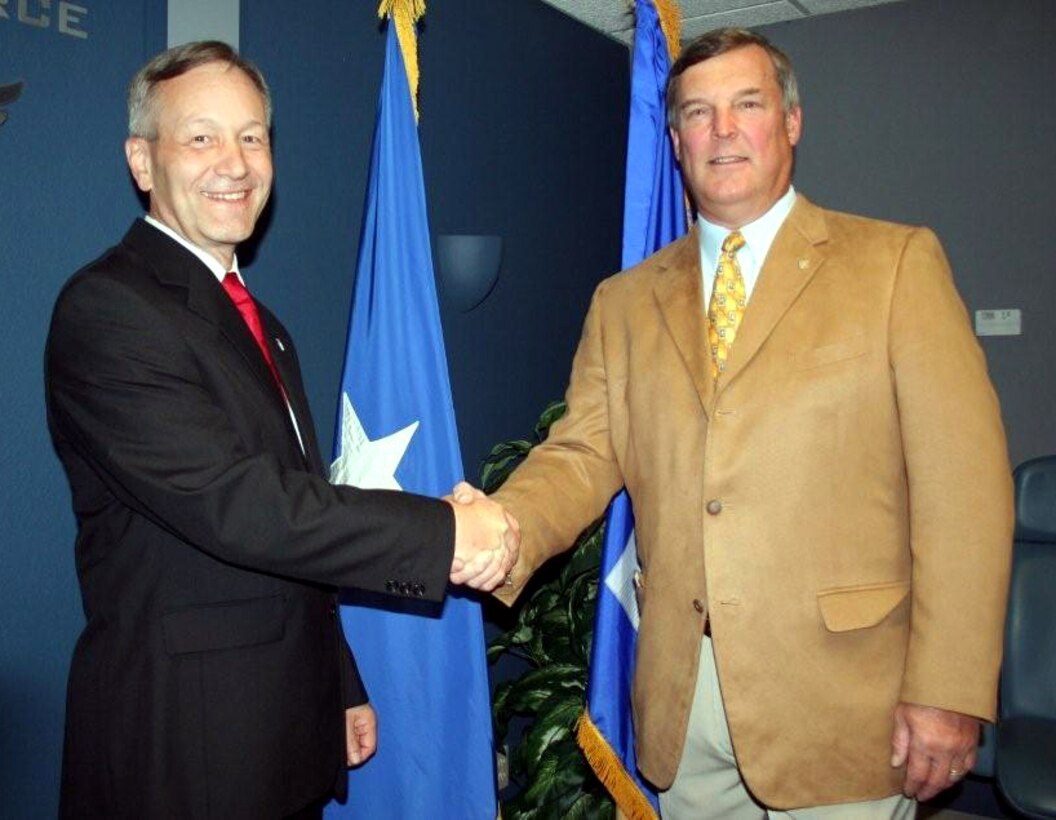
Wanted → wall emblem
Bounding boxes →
[0,81,24,128]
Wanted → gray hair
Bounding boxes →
[127,40,271,139]
[666,28,799,128]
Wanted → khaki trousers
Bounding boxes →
[657,635,916,820]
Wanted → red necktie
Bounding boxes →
[222,272,285,393]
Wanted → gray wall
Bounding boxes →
[760,0,1056,467]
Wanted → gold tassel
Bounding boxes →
[643,0,693,225]
[577,711,660,820]
[651,0,682,62]
[377,0,426,119]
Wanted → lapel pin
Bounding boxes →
[275,338,285,352]
[797,258,810,270]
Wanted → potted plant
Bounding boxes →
[482,401,615,819]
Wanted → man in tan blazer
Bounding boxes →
[470,27,1013,818]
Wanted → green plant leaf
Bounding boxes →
[564,789,616,820]
[500,664,584,711]
[521,697,586,765]
[485,400,615,819]
[488,620,535,657]
[534,399,568,440]
[480,444,532,492]
[510,735,596,817]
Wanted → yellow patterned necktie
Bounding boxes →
[708,231,747,379]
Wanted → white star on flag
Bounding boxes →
[604,530,642,629]
[329,392,418,491]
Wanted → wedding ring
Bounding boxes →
[949,767,964,778]
[504,573,513,586]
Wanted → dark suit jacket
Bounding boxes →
[46,220,454,819]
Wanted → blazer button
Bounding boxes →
[412,584,425,597]
[693,599,705,613]
[385,580,395,592]
[706,499,723,515]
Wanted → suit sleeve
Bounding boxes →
[46,272,454,599]
[888,228,1013,721]
[340,636,368,707]
[493,282,625,605]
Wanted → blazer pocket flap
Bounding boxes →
[816,581,909,632]
[163,594,286,655]
[792,334,867,370]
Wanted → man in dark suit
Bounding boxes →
[45,41,516,819]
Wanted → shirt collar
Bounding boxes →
[698,186,797,271]
[144,215,242,285]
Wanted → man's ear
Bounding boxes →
[785,106,803,147]
[669,126,682,157]
[125,137,153,193]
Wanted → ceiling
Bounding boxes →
[538,0,910,46]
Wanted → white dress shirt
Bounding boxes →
[697,186,797,308]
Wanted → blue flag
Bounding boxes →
[577,2,686,817]
[620,0,687,271]
[326,24,496,820]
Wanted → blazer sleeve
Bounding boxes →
[888,228,1013,721]
[340,634,368,707]
[493,281,626,605]
[46,271,454,600]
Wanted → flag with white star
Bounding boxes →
[325,23,495,820]
[576,2,684,817]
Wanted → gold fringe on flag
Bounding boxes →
[651,0,683,62]
[377,0,426,119]
[577,711,659,820]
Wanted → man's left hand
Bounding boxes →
[345,704,378,767]
[890,702,980,801]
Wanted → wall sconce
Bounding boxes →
[435,234,502,312]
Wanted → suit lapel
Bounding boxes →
[653,228,716,416]
[188,283,284,412]
[122,220,296,432]
[257,306,327,476]
[719,196,829,387]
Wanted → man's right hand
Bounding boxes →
[445,482,519,591]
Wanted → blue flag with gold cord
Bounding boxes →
[576,1,685,817]
[326,21,496,820]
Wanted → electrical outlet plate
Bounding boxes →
[975,309,1022,337]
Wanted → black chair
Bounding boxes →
[994,456,1056,818]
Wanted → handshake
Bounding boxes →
[444,481,520,592]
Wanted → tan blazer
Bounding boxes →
[494,196,1013,809]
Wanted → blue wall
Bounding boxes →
[0,3,166,814]
[0,0,626,813]
[418,0,629,471]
